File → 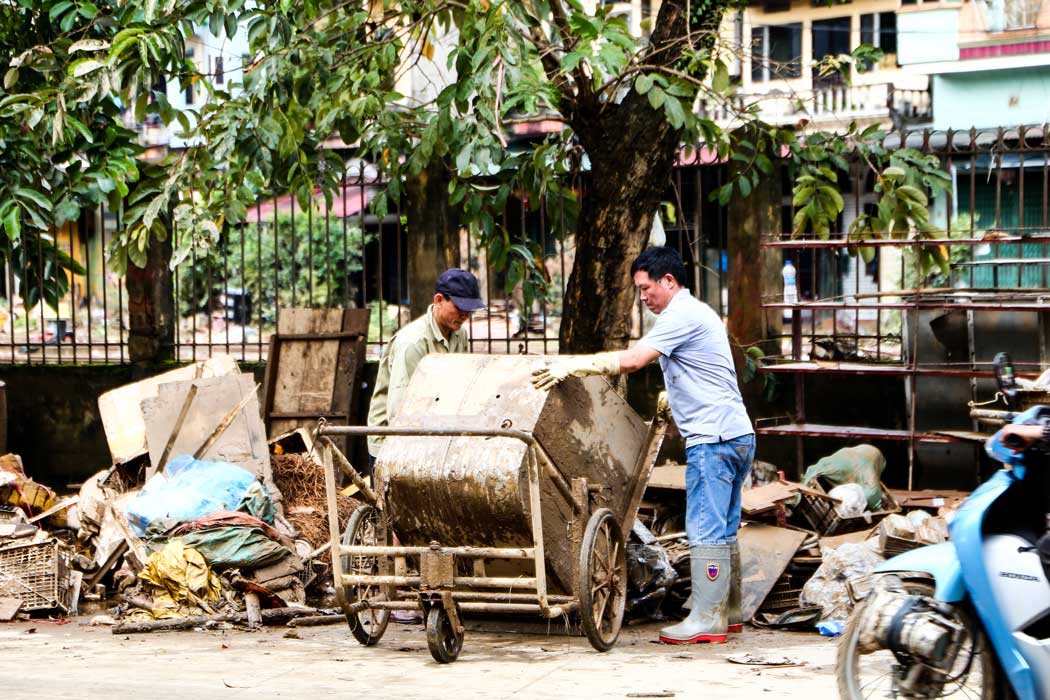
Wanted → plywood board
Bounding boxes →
[141,374,271,486]
[738,523,808,622]
[263,308,369,440]
[890,489,969,511]
[647,464,686,491]
[741,481,800,515]
[98,355,238,464]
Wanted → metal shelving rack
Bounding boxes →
[757,234,1050,489]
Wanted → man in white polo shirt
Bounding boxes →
[532,246,754,644]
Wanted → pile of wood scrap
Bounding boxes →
[269,429,359,565]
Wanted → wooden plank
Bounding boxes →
[889,489,969,510]
[263,308,369,448]
[142,374,270,482]
[738,523,808,622]
[261,334,280,435]
[647,463,685,491]
[269,309,346,438]
[741,481,799,515]
[330,308,370,428]
[97,356,238,464]
[0,596,21,621]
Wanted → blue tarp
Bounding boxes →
[125,456,260,536]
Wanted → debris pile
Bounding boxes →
[632,444,960,633]
[0,355,348,631]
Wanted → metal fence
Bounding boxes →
[0,166,717,364]
[2,124,1049,365]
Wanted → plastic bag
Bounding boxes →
[802,445,886,510]
[828,483,868,519]
[125,456,260,536]
[800,540,884,622]
[879,513,915,540]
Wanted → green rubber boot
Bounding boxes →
[659,545,731,644]
[728,541,742,633]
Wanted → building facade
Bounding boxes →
[897,0,1050,130]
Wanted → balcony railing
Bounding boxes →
[701,83,932,128]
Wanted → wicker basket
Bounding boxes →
[0,538,73,612]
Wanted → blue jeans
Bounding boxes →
[685,435,756,546]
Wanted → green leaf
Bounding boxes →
[717,183,732,206]
[48,1,73,21]
[2,204,20,241]
[634,74,653,95]
[66,115,93,143]
[663,96,686,129]
[711,60,730,94]
[3,68,18,90]
[69,39,109,53]
[69,59,105,78]
[560,50,586,73]
[738,175,751,197]
[60,9,77,32]
[12,187,51,212]
[647,86,665,110]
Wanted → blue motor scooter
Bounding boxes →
[837,353,1050,699]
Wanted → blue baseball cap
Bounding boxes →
[435,269,485,312]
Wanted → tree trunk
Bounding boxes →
[560,127,679,353]
[404,159,460,319]
[126,232,174,363]
[559,0,730,353]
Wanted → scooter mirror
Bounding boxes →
[994,351,1019,410]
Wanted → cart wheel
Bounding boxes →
[426,605,464,664]
[579,508,626,652]
[340,504,390,646]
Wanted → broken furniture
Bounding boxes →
[319,354,668,663]
[262,308,369,449]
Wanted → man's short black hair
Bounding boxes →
[630,246,688,286]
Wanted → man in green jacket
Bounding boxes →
[366,268,485,462]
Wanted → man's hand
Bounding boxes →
[532,361,574,390]
[999,423,1044,453]
[531,353,622,391]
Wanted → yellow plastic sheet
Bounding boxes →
[137,540,222,619]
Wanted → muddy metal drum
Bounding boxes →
[319,354,668,663]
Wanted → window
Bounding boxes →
[859,12,898,69]
[214,56,224,85]
[813,17,851,85]
[751,23,803,82]
[812,17,852,63]
[1005,0,1042,29]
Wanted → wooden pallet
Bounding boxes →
[262,308,370,448]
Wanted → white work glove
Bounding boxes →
[656,390,671,417]
[531,353,621,391]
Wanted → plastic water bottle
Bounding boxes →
[782,260,798,304]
